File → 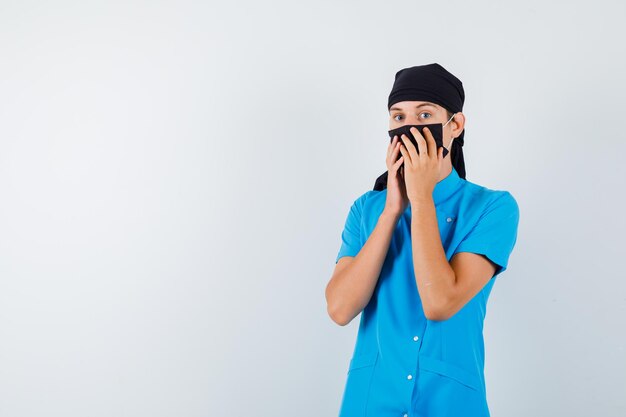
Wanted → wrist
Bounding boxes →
[380,208,401,224]
[409,193,433,206]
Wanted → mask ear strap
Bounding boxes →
[446,136,455,150]
[444,112,456,127]
[444,112,457,151]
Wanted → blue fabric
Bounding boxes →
[334,166,520,417]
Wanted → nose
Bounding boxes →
[403,115,423,126]
[393,115,422,127]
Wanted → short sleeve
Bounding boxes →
[453,191,520,278]
[335,190,374,264]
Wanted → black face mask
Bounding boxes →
[387,123,449,161]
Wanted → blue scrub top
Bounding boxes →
[334,166,520,417]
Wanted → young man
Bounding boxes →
[325,63,520,417]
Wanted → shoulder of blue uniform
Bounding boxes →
[344,189,381,213]
[345,189,385,217]
[482,191,520,224]
[355,189,383,204]
[365,188,384,199]
[459,179,519,218]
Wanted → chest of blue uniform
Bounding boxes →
[338,187,496,416]
[396,205,458,249]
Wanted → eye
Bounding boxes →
[420,112,432,119]
[393,114,403,121]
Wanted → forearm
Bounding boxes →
[327,210,399,325]
[410,195,456,320]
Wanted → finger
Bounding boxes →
[400,133,416,154]
[387,135,398,158]
[398,140,408,165]
[392,140,401,157]
[409,127,427,159]
[388,140,401,166]
[392,155,404,172]
[422,126,436,159]
[399,135,414,165]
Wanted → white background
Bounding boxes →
[1,1,625,416]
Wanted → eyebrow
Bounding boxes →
[389,103,438,112]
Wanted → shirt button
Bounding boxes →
[403,414,409,417]
[407,374,413,380]
[413,336,419,341]
[446,217,453,223]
